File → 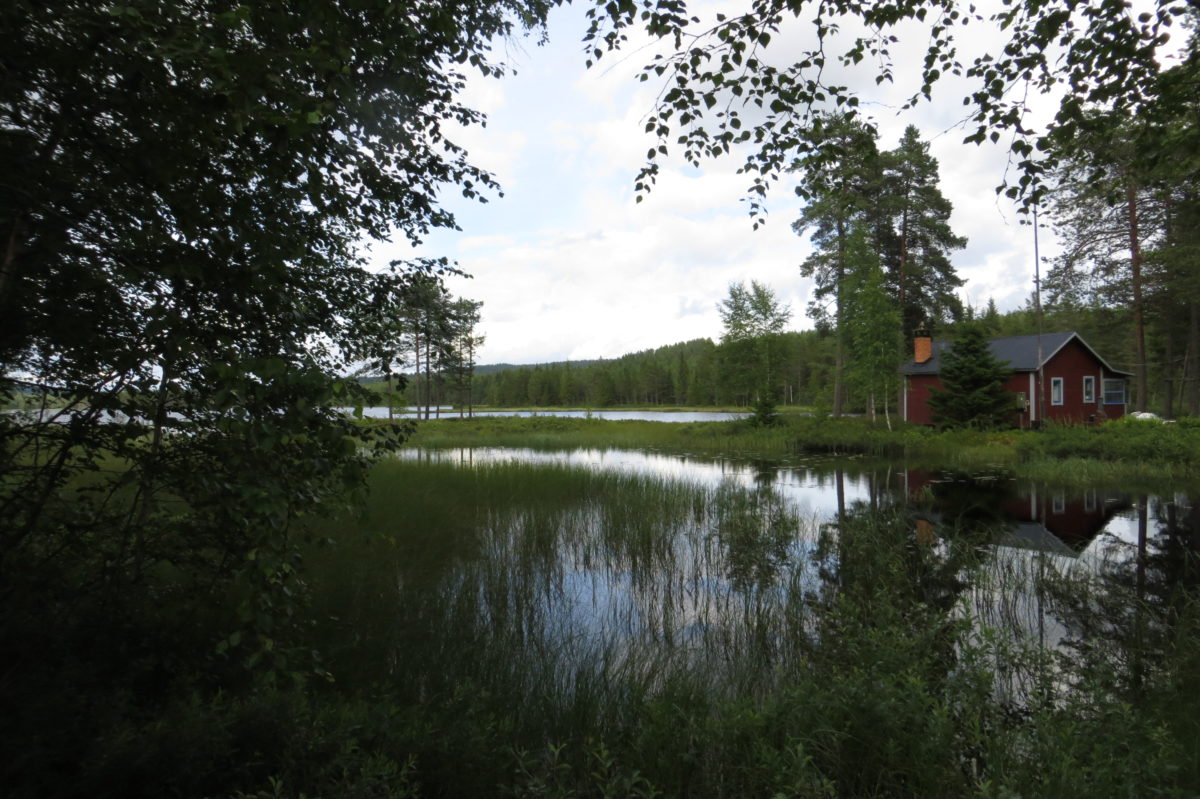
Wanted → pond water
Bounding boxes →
[300,442,1200,791]
[311,443,1200,757]
[398,445,1172,562]
[353,407,748,422]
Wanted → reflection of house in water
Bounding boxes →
[1006,486,1130,551]
[898,469,1131,553]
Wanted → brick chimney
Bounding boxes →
[913,324,932,364]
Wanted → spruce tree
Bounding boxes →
[928,325,1013,429]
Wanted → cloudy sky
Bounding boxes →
[371,2,1090,366]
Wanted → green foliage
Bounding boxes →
[842,224,902,423]
[792,121,962,416]
[880,125,967,331]
[719,280,792,418]
[584,0,1186,210]
[749,389,781,427]
[467,333,837,409]
[0,0,549,791]
[928,325,1015,429]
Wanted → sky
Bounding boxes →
[367,1,1137,366]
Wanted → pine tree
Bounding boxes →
[793,114,882,417]
[879,126,967,333]
[928,325,1013,429]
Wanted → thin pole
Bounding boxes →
[1034,204,1045,426]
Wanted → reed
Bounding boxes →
[50,453,1200,798]
[287,458,1200,797]
[384,414,1200,487]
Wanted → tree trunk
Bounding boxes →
[1126,181,1149,412]
[0,215,23,314]
[833,220,846,417]
[896,204,910,415]
[1163,334,1175,419]
[1189,302,1200,417]
[423,322,432,420]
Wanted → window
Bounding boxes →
[1052,492,1066,514]
[1051,377,1064,405]
[1103,378,1126,405]
[1083,375,1095,404]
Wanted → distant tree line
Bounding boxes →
[386,334,832,410]
[386,293,1193,417]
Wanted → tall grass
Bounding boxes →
[289,458,1200,796]
[388,414,1200,488]
[43,455,1200,797]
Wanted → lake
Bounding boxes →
[351,406,749,422]
[305,446,1200,794]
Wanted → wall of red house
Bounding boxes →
[1001,372,1034,428]
[906,338,1127,426]
[1039,339,1127,424]
[907,373,1030,426]
[904,374,942,424]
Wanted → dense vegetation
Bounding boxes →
[0,2,550,795]
[3,1,1197,796]
[385,297,1192,417]
[29,458,1196,798]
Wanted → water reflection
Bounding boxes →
[353,407,749,422]
[397,447,1175,561]
[344,447,1198,713]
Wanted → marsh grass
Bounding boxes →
[48,453,1200,798]
[387,414,1200,487]
[284,457,1200,797]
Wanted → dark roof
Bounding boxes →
[901,331,1134,376]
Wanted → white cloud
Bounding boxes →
[373,0,1137,365]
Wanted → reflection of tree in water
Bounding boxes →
[808,499,995,685]
[748,459,778,490]
[1046,495,1200,696]
[713,481,796,592]
[923,471,1021,529]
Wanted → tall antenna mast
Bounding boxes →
[1033,203,1045,426]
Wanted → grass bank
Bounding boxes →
[390,413,1200,488]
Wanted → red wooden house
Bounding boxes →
[901,329,1132,427]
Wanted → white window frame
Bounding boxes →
[1082,375,1095,404]
[1050,377,1064,406]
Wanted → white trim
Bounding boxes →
[1042,332,1134,377]
[1051,377,1064,406]
[1029,373,1036,421]
[1082,375,1095,404]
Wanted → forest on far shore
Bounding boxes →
[379,299,1192,417]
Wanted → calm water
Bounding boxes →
[398,446,1173,560]
[353,407,748,422]
[318,446,1199,711]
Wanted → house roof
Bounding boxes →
[901,331,1134,376]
